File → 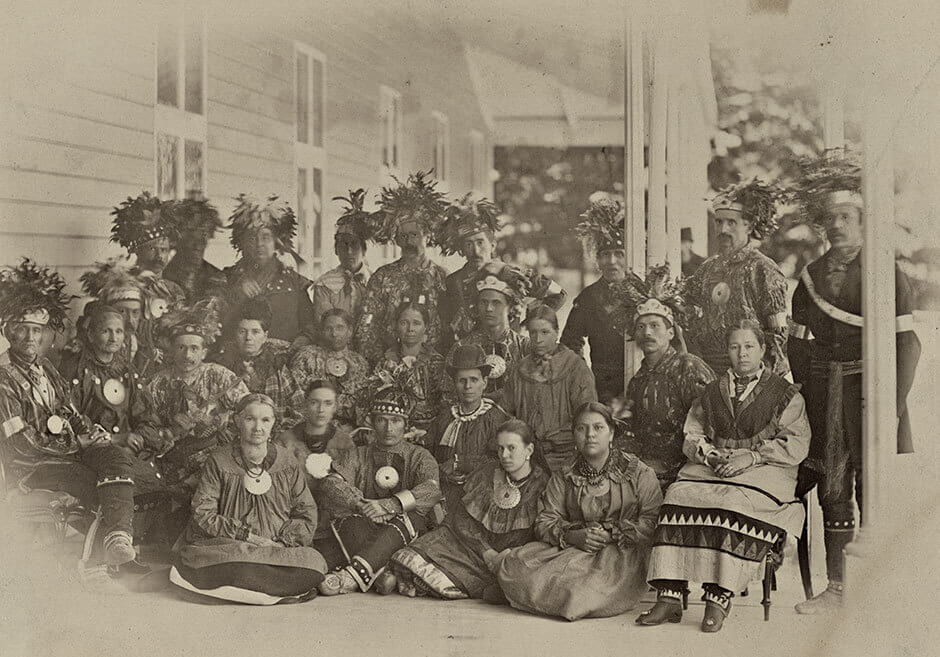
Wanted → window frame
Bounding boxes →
[430,111,450,191]
[294,43,328,273]
[469,129,486,193]
[379,85,403,178]
[153,3,208,200]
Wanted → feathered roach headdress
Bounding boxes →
[369,170,447,245]
[167,197,224,240]
[229,194,302,263]
[110,192,177,251]
[793,152,863,228]
[710,179,788,240]
[358,360,422,419]
[333,188,375,246]
[80,258,182,320]
[576,196,625,254]
[465,263,536,306]
[610,264,686,334]
[156,297,224,345]
[0,258,75,330]
[436,193,502,257]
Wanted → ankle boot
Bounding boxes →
[701,587,732,633]
[794,581,843,614]
[636,588,684,625]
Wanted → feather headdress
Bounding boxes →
[710,178,788,240]
[0,258,75,330]
[156,297,224,345]
[167,197,224,239]
[370,170,447,244]
[228,194,301,261]
[610,264,686,334]
[110,191,176,251]
[358,359,422,419]
[80,258,182,320]
[437,193,503,256]
[793,152,862,228]
[464,263,536,306]
[576,197,625,254]
[333,188,375,245]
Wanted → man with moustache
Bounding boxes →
[356,172,449,363]
[147,300,249,498]
[790,155,920,613]
[683,181,791,377]
[562,197,629,403]
[621,295,714,491]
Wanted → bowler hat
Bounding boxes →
[446,344,492,377]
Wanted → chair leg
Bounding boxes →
[761,557,772,621]
[798,497,813,600]
[78,506,103,572]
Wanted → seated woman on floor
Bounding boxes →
[497,402,662,621]
[636,320,810,632]
[390,419,550,601]
[169,393,327,605]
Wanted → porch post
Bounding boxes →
[844,84,897,603]
[623,7,646,386]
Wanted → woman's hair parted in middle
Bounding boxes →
[571,400,616,432]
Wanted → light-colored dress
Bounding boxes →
[497,450,662,620]
[502,344,596,473]
[646,370,810,593]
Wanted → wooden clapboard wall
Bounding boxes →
[0,1,491,300]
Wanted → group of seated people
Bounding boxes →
[1,158,918,630]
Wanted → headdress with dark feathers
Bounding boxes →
[229,194,302,264]
[0,258,75,330]
[167,197,224,240]
[370,170,447,245]
[110,191,176,251]
[333,188,375,245]
[358,360,422,419]
[81,258,183,320]
[156,297,224,345]
[576,197,625,254]
[710,179,788,239]
[609,264,686,334]
[793,152,862,228]
[437,193,502,256]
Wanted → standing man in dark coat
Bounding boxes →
[561,197,628,403]
[790,156,921,613]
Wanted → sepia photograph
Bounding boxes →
[0,0,937,655]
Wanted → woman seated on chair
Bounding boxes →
[636,320,810,632]
[390,419,550,601]
[170,393,328,605]
[496,402,662,621]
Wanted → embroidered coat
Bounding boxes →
[288,345,369,424]
[683,244,790,376]
[147,362,250,487]
[354,256,448,363]
[622,346,715,488]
